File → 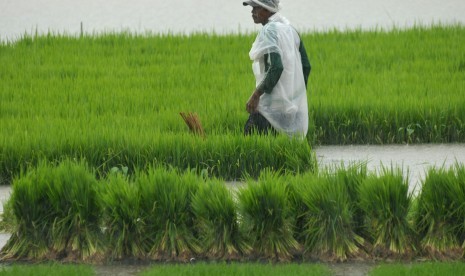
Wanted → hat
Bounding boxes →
[243,0,280,13]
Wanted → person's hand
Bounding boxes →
[246,90,262,114]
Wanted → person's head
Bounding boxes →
[243,0,280,25]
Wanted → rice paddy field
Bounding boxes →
[1,24,465,273]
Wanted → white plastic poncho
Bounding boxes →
[249,13,308,138]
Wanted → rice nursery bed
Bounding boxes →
[1,25,465,184]
[0,25,464,266]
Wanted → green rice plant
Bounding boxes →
[0,131,315,185]
[287,172,318,245]
[44,159,104,261]
[333,162,368,238]
[308,25,465,144]
[0,163,54,260]
[192,179,249,260]
[455,163,465,249]
[1,26,464,186]
[137,167,200,261]
[100,172,146,259]
[296,169,364,261]
[413,166,465,259]
[359,166,415,258]
[237,169,299,261]
[0,159,103,261]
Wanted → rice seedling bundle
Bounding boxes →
[100,172,146,259]
[359,167,415,258]
[0,163,54,260]
[4,159,465,262]
[294,170,364,261]
[192,179,248,260]
[237,170,299,261]
[138,167,200,261]
[0,160,102,261]
[413,165,465,259]
[332,163,368,238]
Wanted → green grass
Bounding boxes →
[370,262,465,276]
[0,263,94,276]
[139,262,331,276]
[3,261,465,276]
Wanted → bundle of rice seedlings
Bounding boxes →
[45,159,104,262]
[296,170,364,261]
[139,167,200,261]
[414,166,465,259]
[288,172,318,245]
[359,167,415,259]
[0,163,54,260]
[100,173,146,259]
[237,169,299,262]
[455,163,465,251]
[334,162,368,238]
[180,112,205,137]
[192,179,249,260]
[1,159,103,262]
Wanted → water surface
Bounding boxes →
[1,0,464,41]
[315,144,465,194]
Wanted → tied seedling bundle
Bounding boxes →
[180,112,205,138]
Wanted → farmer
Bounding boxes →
[243,0,311,139]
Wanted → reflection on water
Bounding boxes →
[1,0,464,41]
[314,143,465,194]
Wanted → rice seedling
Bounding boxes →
[307,25,465,145]
[295,169,364,261]
[191,179,249,260]
[359,166,415,258]
[413,165,465,259]
[237,169,299,261]
[137,167,200,261]
[0,26,464,186]
[333,162,368,238]
[0,159,103,261]
[0,131,315,185]
[100,172,147,259]
[0,163,54,260]
[287,172,318,245]
[45,159,103,262]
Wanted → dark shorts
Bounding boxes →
[244,112,277,136]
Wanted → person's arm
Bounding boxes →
[256,52,283,94]
[246,52,283,113]
[299,40,311,88]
